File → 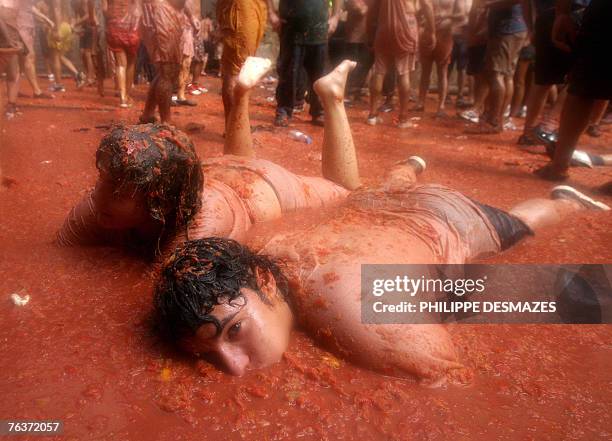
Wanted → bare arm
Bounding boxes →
[328,0,343,35]
[266,0,280,31]
[31,6,56,28]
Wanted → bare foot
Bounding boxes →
[314,60,357,103]
[236,57,272,93]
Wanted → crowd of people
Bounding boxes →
[1,0,611,379]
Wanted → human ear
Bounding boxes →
[253,266,279,303]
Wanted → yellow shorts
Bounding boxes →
[217,0,267,75]
[47,22,73,53]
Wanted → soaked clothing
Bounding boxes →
[258,185,524,296]
[217,0,267,75]
[182,156,348,243]
[106,0,141,55]
[16,0,35,53]
[345,0,375,44]
[141,0,183,64]
[374,0,418,57]
[58,156,348,247]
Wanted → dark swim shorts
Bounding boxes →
[473,201,533,250]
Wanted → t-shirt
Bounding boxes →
[279,0,329,45]
[488,4,527,35]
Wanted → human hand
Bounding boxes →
[268,10,281,32]
[551,13,576,53]
[328,14,339,36]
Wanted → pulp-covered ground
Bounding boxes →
[1,77,611,441]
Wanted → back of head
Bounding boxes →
[96,123,203,232]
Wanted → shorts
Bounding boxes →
[567,0,612,100]
[79,25,94,50]
[217,0,267,75]
[107,22,140,56]
[467,44,486,76]
[473,201,532,251]
[518,44,535,61]
[534,10,573,85]
[47,22,73,53]
[17,26,34,55]
[140,1,182,64]
[449,35,468,71]
[484,32,527,76]
[421,28,454,66]
[374,51,416,76]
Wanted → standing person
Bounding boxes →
[415,0,468,117]
[457,0,488,123]
[345,0,375,103]
[517,0,590,145]
[187,12,212,96]
[104,0,141,108]
[174,0,198,106]
[0,0,22,119]
[139,0,184,124]
[16,0,54,99]
[469,1,527,134]
[45,0,86,92]
[270,0,343,127]
[72,0,96,85]
[447,0,472,108]
[367,0,436,128]
[535,0,612,181]
[217,0,273,127]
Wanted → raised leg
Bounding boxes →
[224,57,272,157]
[313,60,361,190]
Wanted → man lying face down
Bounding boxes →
[153,60,610,382]
[57,58,359,250]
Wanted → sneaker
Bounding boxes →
[366,115,382,126]
[47,73,55,82]
[517,130,544,146]
[407,156,426,174]
[551,185,610,211]
[503,118,518,131]
[274,113,289,127]
[534,125,558,144]
[50,83,66,92]
[75,71,87,89]
[5,102,17,119]
[518,105,527,118]
[187,84,202,96]
[458,109,479,124]
[503,104,511,118]
[293,103,305,114]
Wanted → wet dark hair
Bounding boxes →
[96,123,203,232]
[154,238,289,341]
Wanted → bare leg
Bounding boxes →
[82,48,95,83]
[436,62,449,113]
[222,74,238,127]
[313,60,361,190]
[510,60,529,116]
[20,53,43,95]
[510,198,581,231]
[398,73,412,126]
[523,84,551,131]
[126,53,136,99]
[368,72,384,122]
[224,57,271,157]
[417,56,434,110]
[115,50,129,105]
[51,50,62,85]
[59,54,79,77]
[177,55,192,101]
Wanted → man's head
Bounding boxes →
[93,123,202,231]
[155,238,293,376]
